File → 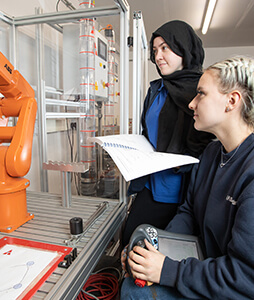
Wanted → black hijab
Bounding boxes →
[150,20,204,72]
[148,20,213,157]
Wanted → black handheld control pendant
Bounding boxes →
[126,223,204,288]
[126,224,159,287]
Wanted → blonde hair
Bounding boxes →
[207,56,254,128]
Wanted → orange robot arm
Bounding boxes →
[0,52,37,177]
[0,52,37,232]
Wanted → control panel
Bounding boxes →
[94,30,108,100]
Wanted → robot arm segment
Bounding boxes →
[4,97,37,177]
[0,52,35,99]
[0,52,37,178]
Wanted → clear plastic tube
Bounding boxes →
[104,25,116,136]
[102,26,117,196]
[79,0,97,195]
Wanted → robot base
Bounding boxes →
[0,180,34,233]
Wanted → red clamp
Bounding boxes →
[135,278,146,288]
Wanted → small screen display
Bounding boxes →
[159,237,199,260]
[98,38,107,61]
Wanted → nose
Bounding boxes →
[188,97,196,111]
[155,49,163,62]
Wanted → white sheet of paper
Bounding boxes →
[90,134,155,152]
[105,147,198,181]
[90,134,199,182]
[0,244,59,300]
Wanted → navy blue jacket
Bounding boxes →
[128,79,162,195]
[128,78,208,197]
[161,134,254,299]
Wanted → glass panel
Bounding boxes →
[11,6,123,200]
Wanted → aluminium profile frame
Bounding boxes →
[132,11,148,135]
[45,201,126,299]
[0,2,130,202]
[0,2,130,298]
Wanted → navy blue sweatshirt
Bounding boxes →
[161,133,254,300]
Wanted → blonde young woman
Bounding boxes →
[121,56,254,300]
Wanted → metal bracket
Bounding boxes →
[133,11,142,19]
[43,161,89,207]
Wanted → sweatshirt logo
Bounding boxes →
[226,195,237,205]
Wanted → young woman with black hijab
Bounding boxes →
[122,20,214,246]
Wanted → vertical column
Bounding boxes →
[104,25,116,137]
[35,7,48,192]
[79,0,97,196]
[103,25,117,197]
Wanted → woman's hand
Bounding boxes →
[121,245,130,277]
[127,239,166,284]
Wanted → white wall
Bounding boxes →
[204,46,254,68]
[0,1,57,17]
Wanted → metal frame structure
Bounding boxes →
[0,191,126,299]
[132,11,148,135]
[0,2,130,198]
[0,2,131,298]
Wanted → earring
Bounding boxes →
[225,106,230,112]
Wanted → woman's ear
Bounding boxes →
[227,90,242,111]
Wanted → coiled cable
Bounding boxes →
[76,267,121,300]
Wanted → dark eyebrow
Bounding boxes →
[153,42,167,49]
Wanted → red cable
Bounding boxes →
[77,272,119,300]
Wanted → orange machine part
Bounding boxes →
[0,52,37,232]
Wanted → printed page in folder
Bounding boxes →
[89,134,199,182]
[0,237,72,300]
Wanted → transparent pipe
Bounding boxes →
[79,0,97,196]
[104,25,116,136]
[102,25,118,197]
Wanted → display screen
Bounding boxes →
[98,38,107,61]
[159,237,200,260]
